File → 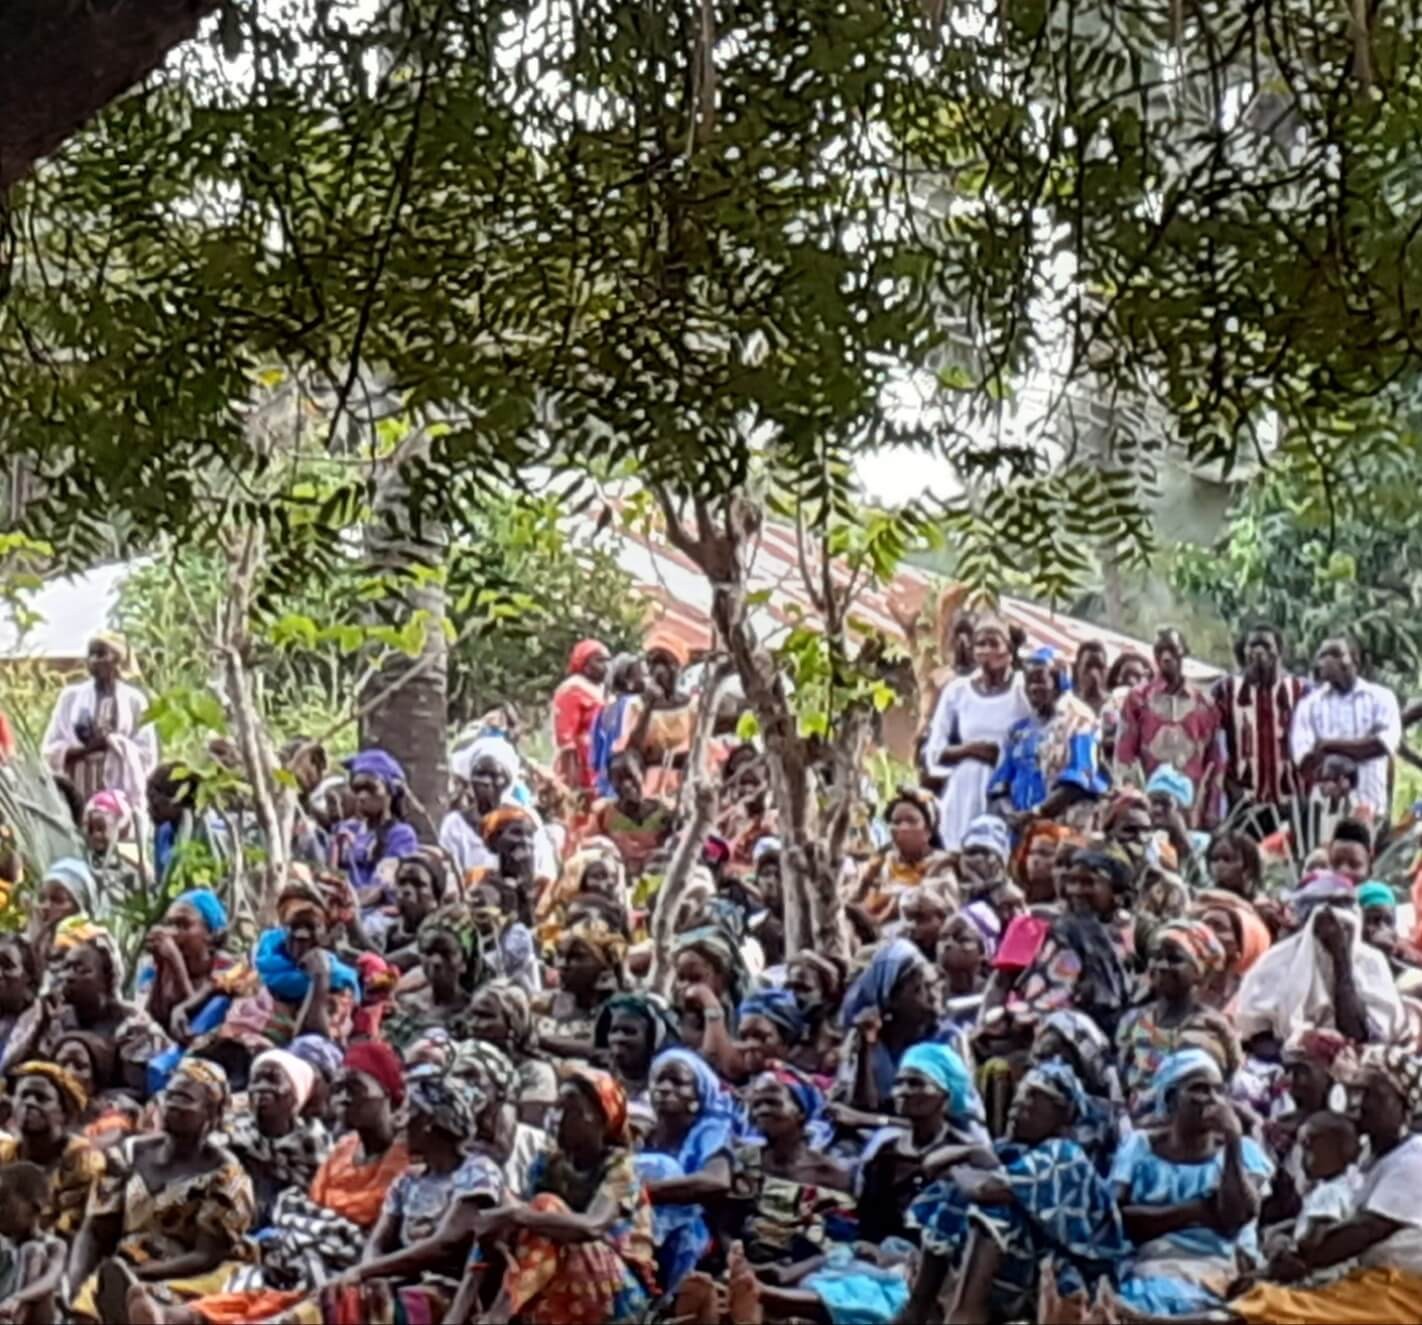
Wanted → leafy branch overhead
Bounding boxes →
[3,1,1422,595]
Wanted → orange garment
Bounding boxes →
[504,1192,644,1325]
[1232,1266,1422,1324]
[310,1132,411,1228]
[1191,889,1272,975]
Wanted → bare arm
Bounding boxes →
[647,1154,731,1206]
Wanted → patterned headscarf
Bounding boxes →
[85,790,135,838]
[1011,821,1081,888]
[738,989,807,1047]
[594,992,682,1059]
[479,978,534,1050]
[290,1034,345,1084]
[1191,890,1272,975]
[1151,918,1227,977]
[276,878,333,927]
[406,1063,480,1140]
[13,1061,89,1117]
[758,1064,826,1128]
[1018,1060,1089,1125]
[451,1041,520,1113]
[1362,1045,1422,1117]
[1148,1048,1222,1122]
[564,916,628,975]
[566,1065,630,1145]
[172,1057,231,1114]
[1145,765,1195,812]
[886,786,941,836]
[417,903,483,991]
[52,917,124,1000]
[962,814,1011,864]
[1033,1011,1113,1095]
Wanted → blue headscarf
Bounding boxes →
[1147,1048,1223,1122]
[254,927,361,1002]
[1145,764,1195,812]
[1027,645,1070,692]
[177,889,227,935]
[900,1043,983,1124]
[344,748,407,791]
[738,989,807,1046]
[748,1064,833,1152]
[961,814,1011,864]
[838,938,926,1029]
[44,857,98,917]
[1358,881,1396,911]
[1019,1059,1090,1125]
[649,1048,736,1172]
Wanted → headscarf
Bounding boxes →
[52,917,124,999]
[1148,1048,1223,1122]
[1034,1010,1113,1095]
[406,1063,479,1139]
[1145,765,1195,813]
[53,1031,117,1095]
[566,1065,630,1145]
[1362,1044,1422,1117]
[290,1034,344,1083]
[752,836,783,864]
[1287,870,1357,923]
[759,1064,827,1127]
[650,1048,736,1169]
[479,978,534,1050]
[1281,1026,1352,1073]
[567,639,609,675]
[644,628,690,670]
[559,838,627,901]
[962,900,1002,958]
[1103,788,1151,834]
[172,1057,231,1113]
[451,734,521,787]
[344,1040,406,1106]
[1357,881,1395,911]
[738,989,807,1046]
[344,748,407,793]
[451,1041,520,1112]
[594,992,682,1060]
[176,889,228,936]
[480,805,536,844]
[1011,820,1080,888]
[961,814,1010,864]
[673,923,746,1007]
[1073,845,1135,895]
[12,1061,89,1117]
[254,927,360,1002]
[1018,1060,1089,1125]
[252,1048,317,1112]
[1191,890,1272,975]
[564,916,629,978]
[85,790,134,837]
[43,858,98,918]
[1151,918,1227,977]
[899,1043,982,1123]
[790,951,844,1005]
[91,630,133,675]
[886,786,941,836]
[275,878,334,926]
[417,902,483,988]
[1025,644,1070,691]
[838,938,927,1029]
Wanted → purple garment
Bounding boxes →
[335,816,419,893]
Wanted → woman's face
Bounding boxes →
[748,1078,801,1143]
[421,933,465,997]
[61,944,110,1008]
[1363,904,1397,954]
[786,959,828,1014]
[938,916,985,979]
[396,867,438,929]
[494,820,536,874]
[162,901,212,968]
[1108,806,1153,860]
[651,1060,699,1123]
[351,774,390,822]
[0,942,32,1015]
[54,1041,95,1097]
[1007,1082,1068,1145]
[1206,839,1243,895]
[14,1075,66,1139]
[37,882,80,928]
[334,1069,390,1135]
[891,1067,946,1122]
[738,1014,789,1077]
[674,950,723,1001]
[889,801,932,860]
[1200,909,1240,970]
[85,812,114,855]
[87,638,119,687]
[1172,1070,1220,1133]
[960,846,1002,887]
[973,625,1011,677]
[1359,1069,1407,1139]
[889,964,936,1023]
[557,1082,604,1153]
[647,651,679,697]
[607,1011,652,1076]
[1024,664,1056,714]
[581,860,615,898]
[1024,836,1058,890]
[1119,658,1150,689]
[468,991,509,1045]
[1065,865,1114,918]
[162,1076,212,1140]
[468,756,510,814]
[250,1059,297,1133]
[1149,938,1197,1002]
[558,937,604,998]
[611,763,643,805]
[283,906,327,962]
[902,894,947,955]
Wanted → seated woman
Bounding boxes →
[783,953,844,1077]
[197,881,362,1079]
[225,1049,330,1227]
[382,903,484,1054]
[1190,887,1272,1013]
[1260,1026,1353,1226]
[0,1061,106,1236]
[906,1062,1128,1324]
[1029,1009,1123,1172]
[1357,880,1422,972]
[52,1033,143,1149]
[1232,1045,1422,1324]
[332,749,419,910]
[937,912,990,1036]
[70,1059,255,1324]
[1011,820,1077,910]
[85,789,146,895]
[465,807,548,992]
[642,1048,735,1232]
[451,1040,547,1196]
[1110,1048,1274,1318]
[3,919,170,1095]
[671,920,748,1065]
[589,750,675,884]
[467,1067,658,1325]
[851,788,957,929]
[534,916,627,1059]
[138,891,239,1043]
[737,989,810,1082]
[857,1045,990,1247]
[467,978,558,1129]
[1115,918,1241,1120]
[357,849,447,970]
[594,992,682,1113]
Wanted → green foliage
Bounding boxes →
[1171,437,1422,690]
[5,1,1422,600]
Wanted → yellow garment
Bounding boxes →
[72,1262,247,1320]
[1232,1266,1422,1325]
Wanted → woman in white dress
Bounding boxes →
[42,632,157,808]
[925,615,1030,851]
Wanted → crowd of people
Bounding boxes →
[3,613,1422,1323]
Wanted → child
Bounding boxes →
[1276,1112,1364,1289]
[0,1160,65,1324]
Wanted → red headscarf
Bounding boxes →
[344,1040,406,1106]
[566,1065,629,1145]
[567,639,609,676]
[1011,821,1082,887]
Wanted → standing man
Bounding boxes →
[1291,637,1401,823]
[1114,627,1222,826]
[1213,623,1310,836]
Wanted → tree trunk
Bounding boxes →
[361,443,448,842]
[0,0,218,192]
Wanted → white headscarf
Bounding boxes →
[450,735,521,787]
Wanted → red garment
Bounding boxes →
[552,675,604,790]
[1214,671,1309,807]
[1116,678,1223,812]
[0,712,12,759]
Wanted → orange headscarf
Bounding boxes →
[566,1065,629,1145]
[480,805,536,843]
[1192,889,1272,975]
[644,626,690,670]
[1011,821,1083,887]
